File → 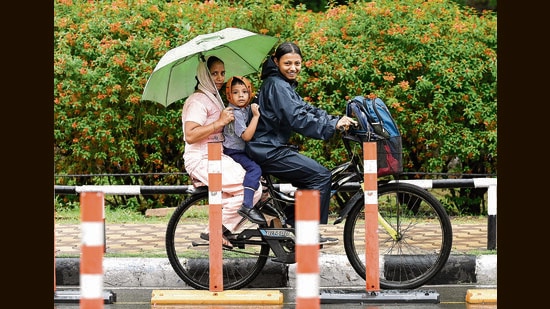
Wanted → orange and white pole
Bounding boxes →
[295,190,320,309]
[80,191,105,309]
[54,206,56,293]
[363,142,380,292]
[208,142,223,291]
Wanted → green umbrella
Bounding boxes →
[141,27,278,107]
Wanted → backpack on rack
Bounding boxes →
[345,95,403,177]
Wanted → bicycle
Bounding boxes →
[166,123,452,291]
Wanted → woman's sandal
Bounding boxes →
[199,232,234,250]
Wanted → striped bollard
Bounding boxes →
[54,204,56,293]
[80,191,105,309]
[208,142,224,291]
[295,190,320,309]
[487,184,497,250]
[363,142,380,292]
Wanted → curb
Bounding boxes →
[55,254,496,288]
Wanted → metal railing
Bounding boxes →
[54,177,497,250]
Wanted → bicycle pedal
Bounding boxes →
[191,241,209,247]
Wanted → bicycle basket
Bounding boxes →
[345,96,403,177]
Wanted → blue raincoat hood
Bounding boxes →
[245,56,340,162]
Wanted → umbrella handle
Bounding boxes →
[197,35,224,45]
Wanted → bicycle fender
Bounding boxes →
[333,191,364,224]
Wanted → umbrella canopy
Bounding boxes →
[141,27,278,107]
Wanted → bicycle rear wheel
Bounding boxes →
[343,182,452,289]
[165,188,270,290]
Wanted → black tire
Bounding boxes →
[165,189,270,290]
[343,182,453,289]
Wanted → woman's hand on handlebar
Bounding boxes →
[336,116,358,132]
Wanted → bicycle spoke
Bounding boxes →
[166,191,269,290]
[343,182,452,289]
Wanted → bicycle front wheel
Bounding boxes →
[343,182,453,289]
[165,189,270,290]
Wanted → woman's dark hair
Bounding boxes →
[207,55,224,70]
[273,42,302,60]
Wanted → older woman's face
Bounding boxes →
[275,52,302,81]
[209,61,226,90]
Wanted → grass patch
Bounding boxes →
[467,249,497,255]
[57,253,169,258]
[55,207,173,224]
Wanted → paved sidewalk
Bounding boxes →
[54,220,493,256]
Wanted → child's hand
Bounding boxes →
[250,103,260,117]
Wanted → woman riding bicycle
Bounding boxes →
[245,42,357,244]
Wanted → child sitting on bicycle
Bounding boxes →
[222,76,266,225]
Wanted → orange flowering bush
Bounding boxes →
[54,0,496,213]
[291,1,496,179]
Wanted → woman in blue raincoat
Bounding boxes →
[245,42,356,244]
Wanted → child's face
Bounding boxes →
[229,83,250,107]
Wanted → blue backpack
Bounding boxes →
[345,95,403,177]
